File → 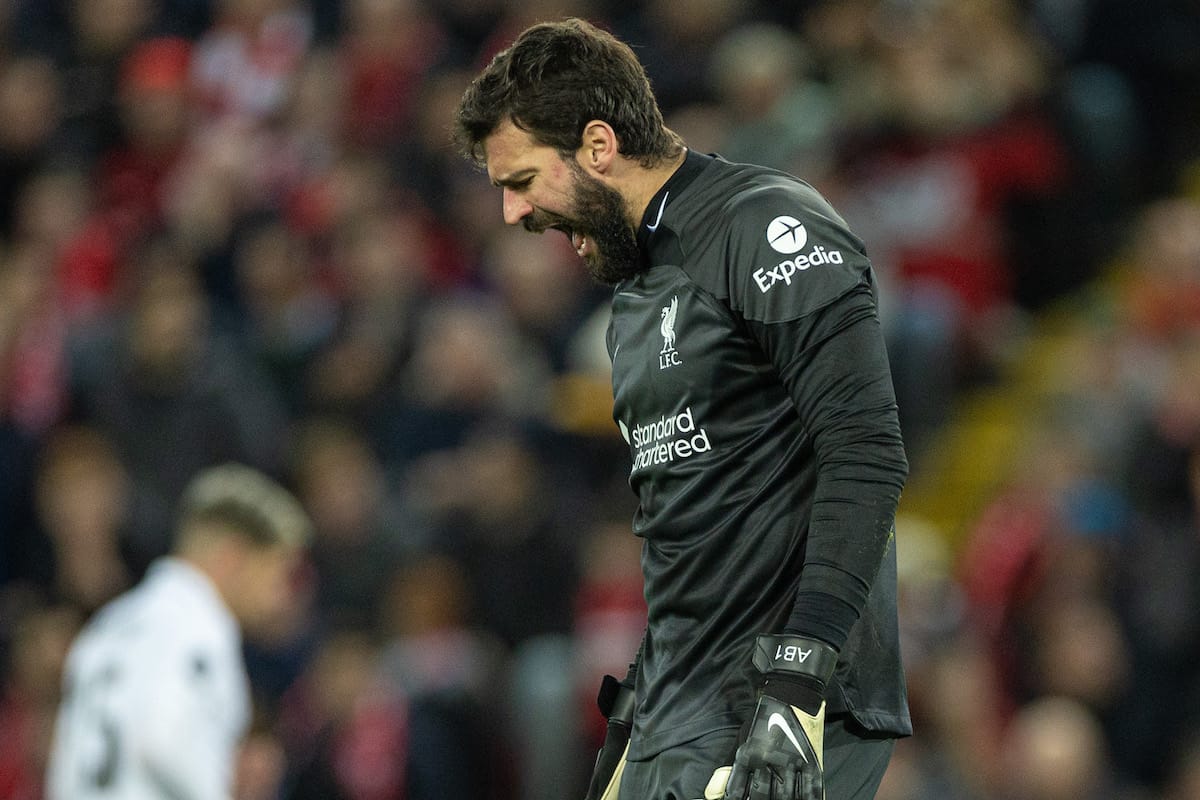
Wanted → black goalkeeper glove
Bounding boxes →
[704,635,839,800]
[583,665,637,800]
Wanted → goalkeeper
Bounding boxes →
[455,18,910,800]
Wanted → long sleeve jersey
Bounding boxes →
[607,151,911,759]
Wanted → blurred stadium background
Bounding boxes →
[1,0,1199,798]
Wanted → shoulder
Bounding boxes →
[678,160,873,322]
[714,164,862,258]
[99,562,238,654]
[679,159,842,227]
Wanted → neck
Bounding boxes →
[624,148,688,227]
[176,540,237,613]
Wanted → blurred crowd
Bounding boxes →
[0,0,1197,798]
[890,183,1200,799]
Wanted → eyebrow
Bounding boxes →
[491,169,536,189]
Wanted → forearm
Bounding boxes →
[795,384,904,650]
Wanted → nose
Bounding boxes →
[502,187,533,225]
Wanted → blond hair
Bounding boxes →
[176,463,312,549]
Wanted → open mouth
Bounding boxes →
[544,222,590,259]
[569,230,591,258]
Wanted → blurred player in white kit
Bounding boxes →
[45,463,311,800]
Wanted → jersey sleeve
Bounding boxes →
[750,290,908,650]
[721,181,908,653]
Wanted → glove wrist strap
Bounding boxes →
[761,673,824,715]
[752,635,837,715]
[752,634,838,684]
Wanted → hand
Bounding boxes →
[705,635,838,800]
[711,693,825,800]
[584,669,637,800]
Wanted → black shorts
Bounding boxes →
[618,715,896,800]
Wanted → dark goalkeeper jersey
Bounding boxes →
[607,151,911,760]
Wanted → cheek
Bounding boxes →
[540,162,581,210]
[246,558,292,611]
[267,562,294,603]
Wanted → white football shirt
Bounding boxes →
[46,558,250,800]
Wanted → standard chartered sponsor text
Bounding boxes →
[630,406,712,473]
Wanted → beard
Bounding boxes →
[524,163,643,286]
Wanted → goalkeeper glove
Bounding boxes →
[705,635,838,800]
[584,665,637,800]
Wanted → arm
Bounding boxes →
[748,284,907,651]
[710,290,905,800]
[711,183,906,800]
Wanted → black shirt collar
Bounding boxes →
[636,149,713,254]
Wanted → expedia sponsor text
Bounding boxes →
[753,245,844,293]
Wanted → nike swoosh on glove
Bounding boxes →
[705,635,837,800]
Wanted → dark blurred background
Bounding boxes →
[0,1,1198,798]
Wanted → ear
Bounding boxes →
[576,120,618,176]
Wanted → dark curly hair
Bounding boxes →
[454,18,683,168]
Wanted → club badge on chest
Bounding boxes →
[659,295,682,370]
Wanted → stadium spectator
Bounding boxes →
[18,426,134,614]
